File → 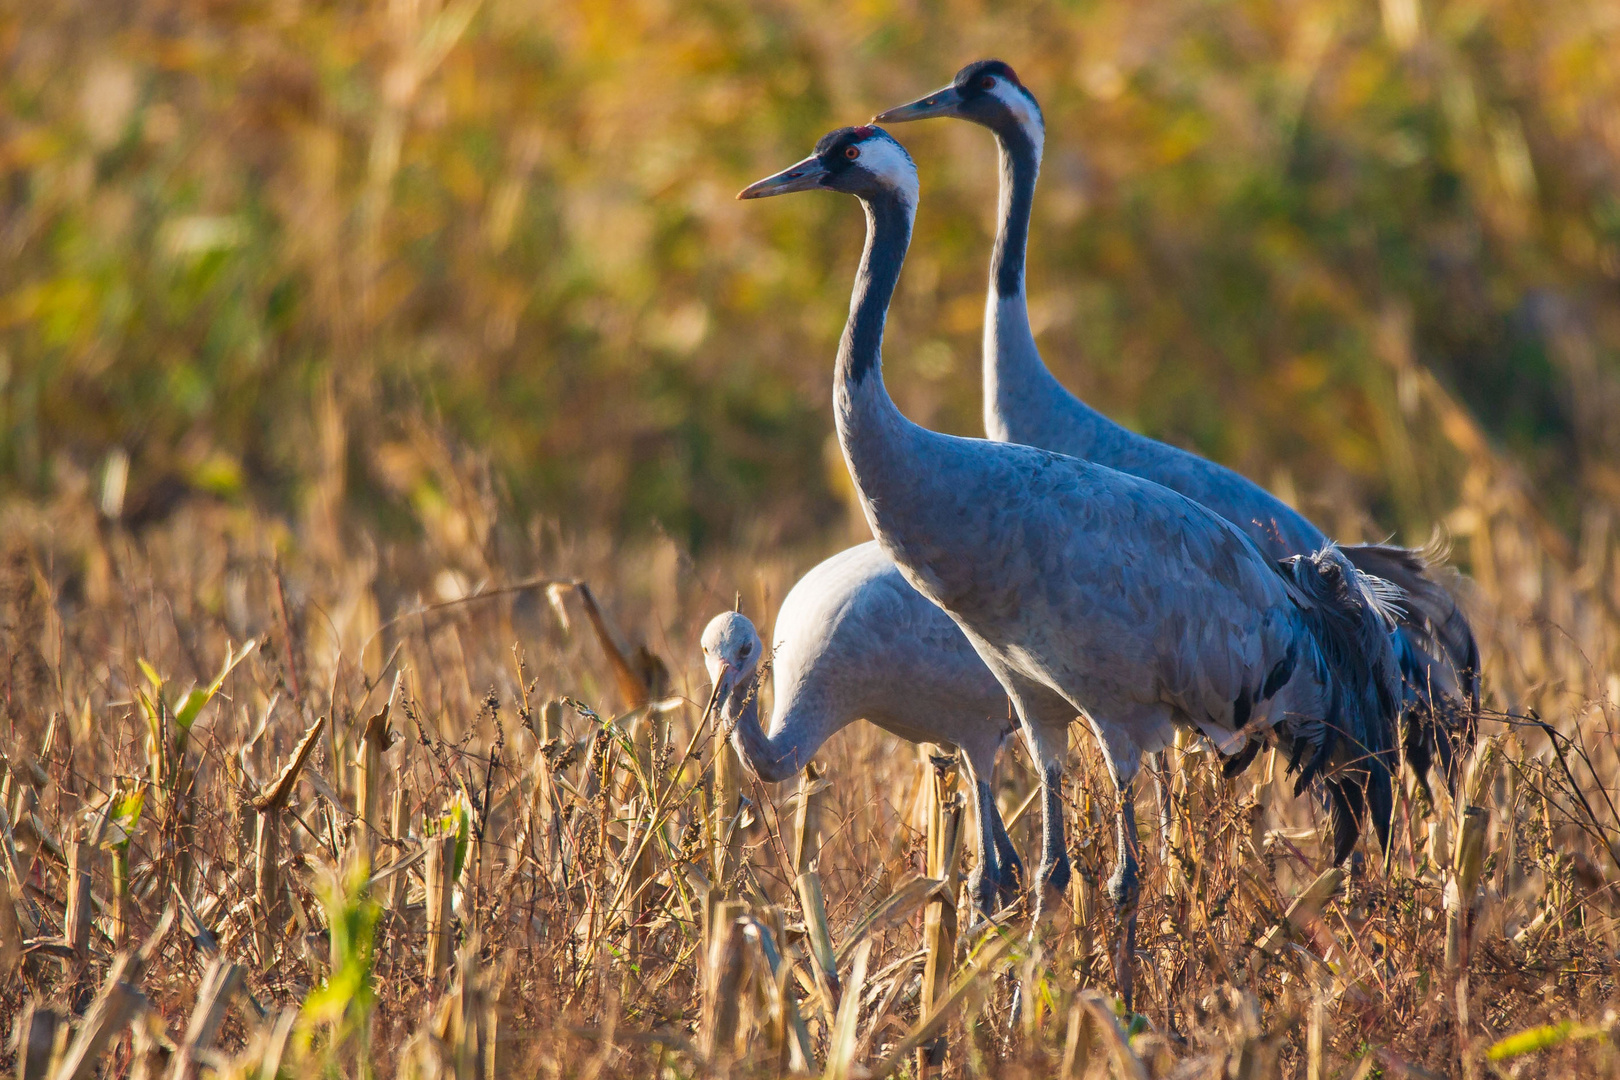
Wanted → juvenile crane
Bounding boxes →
[703,544,1197,914]
[739,125,1404,1009]
[700,542,1077,911]
[876,60,1479,795]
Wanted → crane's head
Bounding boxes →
[873,59,1043,145]
[737,126,918,209]
[700,610,763,704]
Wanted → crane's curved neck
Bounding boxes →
[839,190,914,390]
[833,183,948,573]
[720,674,800,783]
[833,187,915,469]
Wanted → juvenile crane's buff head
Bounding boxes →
[700,610,762,701]
[874,58,1044,152]
[737,126,918,210]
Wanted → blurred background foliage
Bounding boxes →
[3,0,1620,562]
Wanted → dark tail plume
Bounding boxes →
[1283,546,1405,865]
[1341,542,1480,797]
[1327,780,1364,866]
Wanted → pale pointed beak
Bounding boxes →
[873,84,965,123]
[707,662,735,707]
[737,154,831,200]
[699,661,732,729]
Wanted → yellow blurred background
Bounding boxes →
[5,9,1620,1066]
[4,0,1619,579]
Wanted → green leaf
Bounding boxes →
[172,687,210,734]
[173,640,257,733]
[430,792,473,881]
[104,785,147,851]
[138,687,165,787]
[1487,1021,1607,1061]
[138,658,164,695]
[303,858,381,1026]
[448,793,471,880]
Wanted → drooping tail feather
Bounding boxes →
[1325,765,1395,866]
[1281,546,1405,865]
[1341,542,1480,798]
[1327,779,1363,866]
[1365,748,1395,858]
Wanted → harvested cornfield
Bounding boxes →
[6,0,1620,1071]
[1,458,1618,1078]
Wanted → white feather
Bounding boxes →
[859,135,919,209]
[988,80,1044,161]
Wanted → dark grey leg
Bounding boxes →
[988,796,1024,903]
[966,779,1004,914]
[1105,783,1141,1013]
[1034,762,1071,920]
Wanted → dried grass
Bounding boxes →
[1,428,1619,1078]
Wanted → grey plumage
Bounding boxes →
[699,542,1072,909]
[876,59,1479,797]
[740,125,1404,1010]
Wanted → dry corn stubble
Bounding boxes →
[0,451,1618,1078]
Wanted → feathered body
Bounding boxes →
[878,59,1479,793]
[701,543,1057,908]
[859,409,1402,855]
[740,125,1405,1007]
[765,542,1019,768]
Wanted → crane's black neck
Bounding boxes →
[990,123,1040,299]
[838,189,915,387]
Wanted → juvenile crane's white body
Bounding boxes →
[701,542,1075,908]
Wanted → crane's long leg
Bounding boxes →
[1107,780,1141,1014]
[988,801,1024,900]
[989,672,1071,921]
[972,667,1075,919]
[960,736,1023,913]
[1083,708,1155,1015]
[1022,721,1072,921]
[1035,761,1072,916]
[965,780,1005,913]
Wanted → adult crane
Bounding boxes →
[875,60,1479,798]
[739,125,1404,1009]
[699,541,1077,911]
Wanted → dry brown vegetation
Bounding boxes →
[6,0,1620,1072]
[2,371,1620,1079]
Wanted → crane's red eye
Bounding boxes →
[980,75,996,89]
[844,146,860,160]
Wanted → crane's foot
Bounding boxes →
[1112,910,1139,1016]
[1106,856,1141,1015]
[967,866,1001,915]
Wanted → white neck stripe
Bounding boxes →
[988,81,1044,158]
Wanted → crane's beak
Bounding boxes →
[698,660,732,730]
[737,154,831,199]
[707,662,735,709]
[873,84,965,123]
